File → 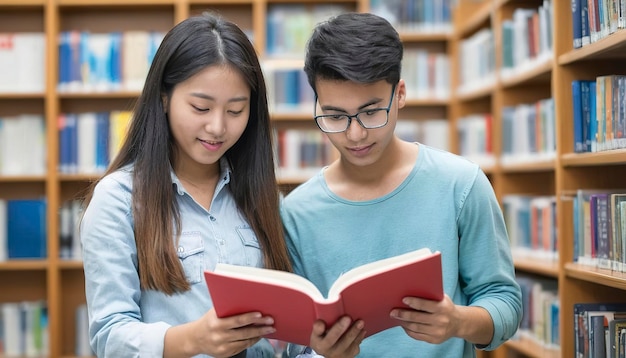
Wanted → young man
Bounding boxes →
[281,12,522,357]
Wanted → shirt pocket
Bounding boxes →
[236,227,262,266]
[177,232,205,284]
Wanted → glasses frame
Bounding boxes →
[313,84,397,133]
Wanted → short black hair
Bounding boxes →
[304,12,403,92]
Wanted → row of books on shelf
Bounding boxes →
[456,113,495,168]
[0,33,45,93]
[264,66,315,114]
[395,119,449,152]
[370,0,454,33]
[0,199,46,261]
[457,28,496,96]
[265,48,450,115]
[58,111,130,175]
[369,0,452,33]
[59,199,83,261]
[503,195,558,262]
[515,275,559,350]
[0,114,46,176]
[0,197,83,262]
[572,0,626,48]
[501,98,556,165]
[274,120,450,179]
[574,302,626,358]
[0,301,48,357]
[573,190,626,272]
[274,128,333,179]
[265,4,347,58]
[402,49,449,101]
[572,76,626,154]
[501,1,553,80]
[0,302,92,357]
[58,30,164,93]
[502,189,626,271]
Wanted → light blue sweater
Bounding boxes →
[281,144,522,357]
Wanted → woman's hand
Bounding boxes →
[164,308,276,358]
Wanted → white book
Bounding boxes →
[0,33,19,93]
[2,302,23,356]
[20,114,46,175]
[0,116,23,175]
[75,304,92,356]
[77,112,98,174]
[15,33,45,93]
[420,119,449,151]
[123,31,150,91]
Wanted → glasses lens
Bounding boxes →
[316,115,348,133]
[358,109,388,128]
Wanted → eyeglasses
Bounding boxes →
[313,85,396,133]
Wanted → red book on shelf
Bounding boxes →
[204,248,443,345]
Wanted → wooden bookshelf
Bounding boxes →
[18,0,621,356]
[0,0,456,356]
[452,0,626,357]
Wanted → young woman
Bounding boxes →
[80,13,291,358]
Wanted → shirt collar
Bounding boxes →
[171,157,232,196]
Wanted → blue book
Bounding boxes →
[580,80,594,152]
[573,80,584,152]
[581,0,590,45]
[572,0,583,48]
[58,114,69,173]
[95,111,110,171]
[7,199,47,259]
[589,81,598,152]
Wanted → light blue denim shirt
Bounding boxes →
[81,159,273,357]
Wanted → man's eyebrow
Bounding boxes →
[321,98,383,112]
[190,92,249,102]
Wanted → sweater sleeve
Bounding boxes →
[456,169,523,350]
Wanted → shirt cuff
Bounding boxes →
[140,321,171,356]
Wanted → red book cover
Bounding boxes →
[204,248,443,346]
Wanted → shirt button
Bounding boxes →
[177,246,184,253]
[209,215,216,221]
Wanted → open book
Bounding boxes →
[204,248,443,345]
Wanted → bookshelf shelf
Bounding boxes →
[57,0,176,5]
[58,260,85,270]
[404,98,449,106]
[57,91,142,99]
[455,82,495,101]
[499,57,553,88]
[271,113,313,122]
[400,32,451,42]
[0,176,47,182]
[0,0,46,6]
[514,257,559,278]
[0,260,49,271]
[504,336,560,358]
[0,92,46,99]
[564,263,626,291]
[558,29,626,64]
[561,149,626,167]
[500,159,556,173]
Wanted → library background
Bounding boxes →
[1,0,625,356]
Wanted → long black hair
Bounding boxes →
[83,13,292,294]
